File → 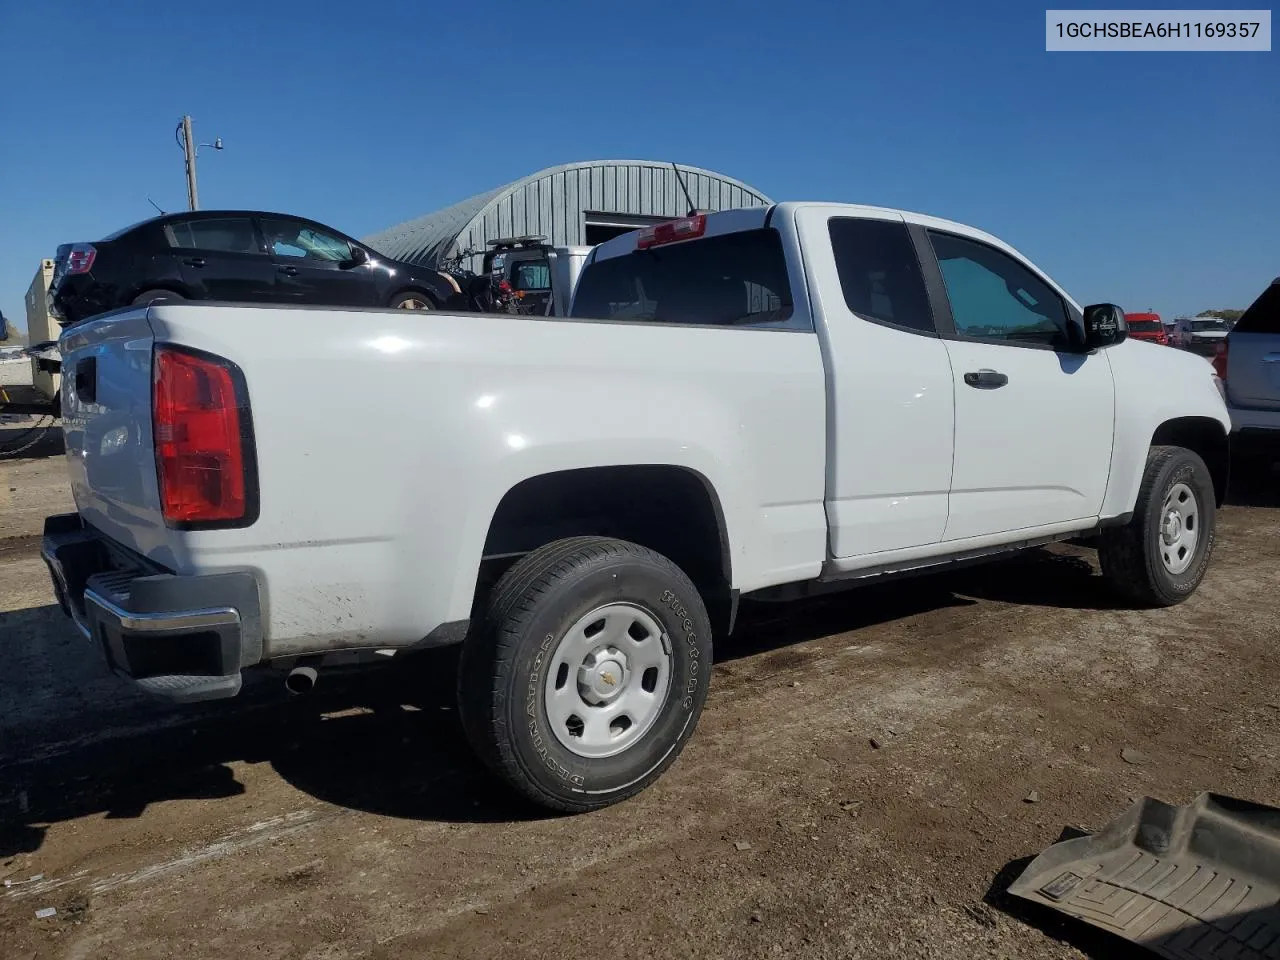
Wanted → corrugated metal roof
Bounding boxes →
[363,159,771,270]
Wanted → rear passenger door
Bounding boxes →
[165,217,279,303]
[796,209,956,558]
[921,229,1114,542]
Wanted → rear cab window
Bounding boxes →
[570,228,796,329]
[1231,285,1279,335]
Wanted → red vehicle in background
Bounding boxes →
[1124,312,1169,345]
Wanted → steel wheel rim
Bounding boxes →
[397,298,428,310]
[1159,481,1200,575]
[543,602,673,759]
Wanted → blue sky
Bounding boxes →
[0,0,1275,332]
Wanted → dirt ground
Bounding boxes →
[2,429,1278,960]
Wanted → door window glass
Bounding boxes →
[929,232,1071,349]
[167,218,261,255]
[1234,282,1280,335]
[261,219,353,262]
[828,218,934,334]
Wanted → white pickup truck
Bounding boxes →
[42,202,1231,812]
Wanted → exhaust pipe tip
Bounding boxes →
[285,665,318,696]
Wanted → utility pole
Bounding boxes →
[175,115,223,212]
[180,115,199,211]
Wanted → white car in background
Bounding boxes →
[1171,315,1230,354]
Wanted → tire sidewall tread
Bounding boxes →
[458,537,712,812]
[1099,445,1216,606]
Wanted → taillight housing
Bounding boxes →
[636,214,707,250]
[65,244,97,274]
[152,345,257,528]
[1212,340,1228,380]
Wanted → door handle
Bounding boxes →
[182,257,206,268]
[963,369,1009,389]
[278,266,299,276]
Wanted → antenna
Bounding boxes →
[147,197,167,216]
[672,162,698,216]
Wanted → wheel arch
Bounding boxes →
[478,464,736,634]
[387,286,442,309]
[1150,416,1230,506]
[130,283,192,303]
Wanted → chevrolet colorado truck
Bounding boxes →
[42,203,1231,812]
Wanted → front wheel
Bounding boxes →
[457,537,713,812]
[388,291,434,311]
[1098,445,1216,606]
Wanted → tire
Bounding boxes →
[388,291,435,311]
[457,536,713,812]
[1098,445,1216,607]
[132,289,185,306]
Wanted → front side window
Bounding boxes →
[167,218,261,255]
[261,219,353,262]
[929,232,1071,349]
[570,228,793,327]
[828,217,934,334]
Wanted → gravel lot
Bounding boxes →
[2,429,1278,960]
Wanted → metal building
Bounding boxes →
[363,160,771,272]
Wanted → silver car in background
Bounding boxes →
[1222,278,1280,438]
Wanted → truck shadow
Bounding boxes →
[0,421,64,459]
[0,542,1219,852]
[1226,442,1280,508]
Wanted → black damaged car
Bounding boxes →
[50,210,457,325]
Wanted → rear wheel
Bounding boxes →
[1098,445,1216,606]
[457,537,712,812]
[389,291,434,311]
[132,289,185,307]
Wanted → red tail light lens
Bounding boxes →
[153,345,256,526]
[1212,340,1228,380]
[66,244,97,274]
[636,214,707,250]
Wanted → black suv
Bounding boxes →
[50,211,457,325]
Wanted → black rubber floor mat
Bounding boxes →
[1009,792,1280,959]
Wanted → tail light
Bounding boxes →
[1212,340,1228,380]
[65,244,97,274]
[636,214,707,250]
[152,345,257,527]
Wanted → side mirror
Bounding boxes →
[1082,303,1128,350]
[345,246,369,267]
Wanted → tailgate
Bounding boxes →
[59,309,172,558]
[1226,282,1280,410]
[1227,332,1280,409]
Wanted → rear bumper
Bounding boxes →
[40,513,263,703]
[1227,403,1280,434]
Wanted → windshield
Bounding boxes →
[1191,319,1227,332]
[571,229,793,327]
[1128,320,1162,332]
